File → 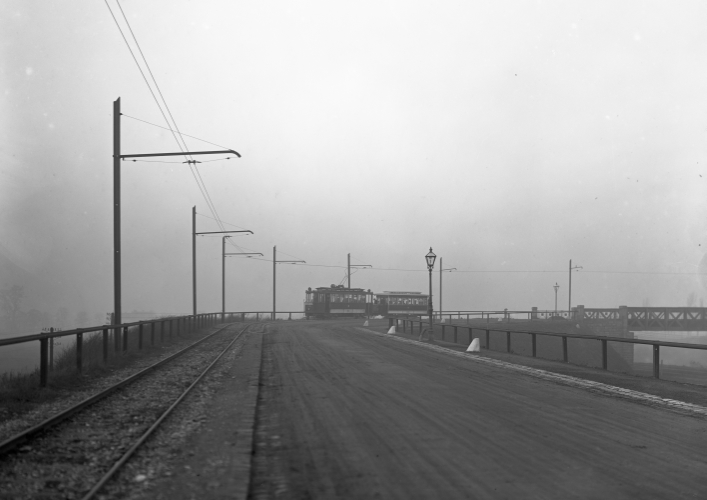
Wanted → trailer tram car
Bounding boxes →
[304,286,429,319]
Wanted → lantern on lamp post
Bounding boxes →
[425,248,436,342]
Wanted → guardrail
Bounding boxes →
[433,310,574,322]
[389,317,707,381]
[0,311,304,388]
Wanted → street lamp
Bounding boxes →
[422,248,436,342]
[553,282,559,314]
[439,257,456,319]
[222,236,262,320]
[273,246,306,320]
[569,259,582,311]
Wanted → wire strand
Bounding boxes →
[121,113,231,150]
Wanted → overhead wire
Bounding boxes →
[114,0,225,231]
[107,0,228,233]
[121,113,231,150]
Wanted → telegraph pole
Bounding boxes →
[223,247,262,319]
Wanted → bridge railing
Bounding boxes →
[432,310,576,323]
[389,317,707,382]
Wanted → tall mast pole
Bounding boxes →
[113,98,121,326]
[273,246,276,321]
[568,259,571,312]
[440,257,442,315]
[222,236,226,320]
[348,253,351,288]
[192,206,197,317]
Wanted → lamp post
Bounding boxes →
[273,246,306,320]
[222,237,262,320]
[439,257,456,318]
[425,248,436,342]
[553,282,559,314]
[569,259,582,311]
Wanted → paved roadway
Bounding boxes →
[249,320,707,499]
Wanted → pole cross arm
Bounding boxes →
[118,149,241,159]
[196,230,253,235]
[276,260,306,264]
[225,252,263,256]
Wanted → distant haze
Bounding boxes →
[1,1,706,332]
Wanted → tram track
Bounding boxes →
[0,321,263,499]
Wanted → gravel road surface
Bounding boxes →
[249,320,707,500]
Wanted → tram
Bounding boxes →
[304,285,428,319]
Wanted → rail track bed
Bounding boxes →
[0,322,261,500]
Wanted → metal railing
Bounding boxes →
[389,317,707,381]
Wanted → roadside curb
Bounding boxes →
[356,327,707,419]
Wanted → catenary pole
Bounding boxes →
[273,246,276,320]
[348,253,351,288]
[113,98,121,326]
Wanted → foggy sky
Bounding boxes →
[2,0,707,328]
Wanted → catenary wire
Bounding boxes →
[121,113,231,150]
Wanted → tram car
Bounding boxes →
[304,286,429,319]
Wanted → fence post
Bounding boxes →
[532,333,536,357]
[49,327,54,371]
[123,326,129,351]
[485,329,490,349]
[114,326,120,353]
[102,328,109,363]
[138,323,143,350]
[256,312,259,321]
[151,322,155,346]
[76,332,83,374]
[402,320,406,333]
[441,324,445,340]
[289,312,292,320]
[506,331,511,352]
[40,337,48,387]
[160,321,165,343]
[601,339,608,370]
[562,336,568,362]
[653,345,660,378]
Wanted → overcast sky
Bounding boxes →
[2,0,707,325]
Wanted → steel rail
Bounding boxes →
[81,322,259,500]
[0,322,244,455]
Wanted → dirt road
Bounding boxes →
[250,320,707,499]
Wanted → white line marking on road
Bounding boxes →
[356,327,707,419]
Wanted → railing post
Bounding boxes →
[402,320,406,333]
[562,336,568,362]
[241,312,245,322]
[114,326,120,353]
[388,317,394,328]
[506,331,511,352]
[454,326,458,343]
[151,321,155,346]
[138,323,143,350]
[653,345,660,378]
[441,324,446,340]
[160,321,165,343]
[40,337,48,387]
[289,312,292,320]
[122,326,129,351]
[532,333,536,357]
[256,312,259,321]
[76,332,83,374]
[485,329,490,349]
[601,339,608,370]
[102,327,109,363]
[466,314,469,324]
[49,327,54,371]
